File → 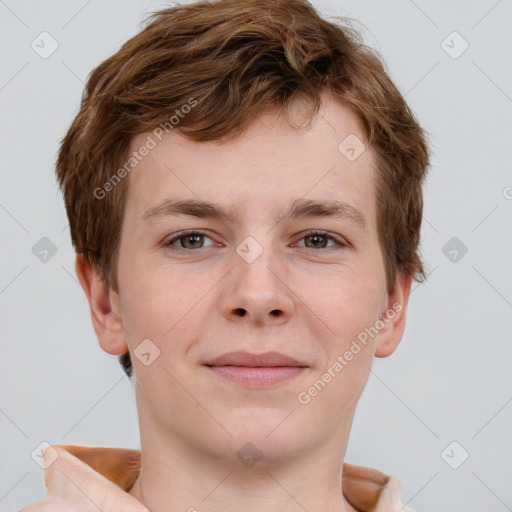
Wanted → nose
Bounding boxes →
[220,243,295,327]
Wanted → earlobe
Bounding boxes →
[374,272,413,358]
[75,253,129,356]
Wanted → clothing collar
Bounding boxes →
[45,444,414,512]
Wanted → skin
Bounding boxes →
[76,92,412,512]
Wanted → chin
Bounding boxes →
[218,417,306,461]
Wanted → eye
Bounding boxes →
[165,230,216,251]
[294,230,348,250]
[164,229,348,253]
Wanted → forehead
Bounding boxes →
[123,95,378,231]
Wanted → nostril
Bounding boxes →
[235,308,246,316]
[270,310,281,316]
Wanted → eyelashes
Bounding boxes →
[164,229,348,253]
[293,230,348,250]
[165,229,212,251]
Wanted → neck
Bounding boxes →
[128,419,358,512]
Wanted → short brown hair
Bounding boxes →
[56,0,432,379]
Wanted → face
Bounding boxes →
[102,94,409,465]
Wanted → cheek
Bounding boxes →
[303,268,382,340]
[119,260,215,350]
[298,278,378,410]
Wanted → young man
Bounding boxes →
[22,0,431,510]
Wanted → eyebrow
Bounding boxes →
[141,197,368,231]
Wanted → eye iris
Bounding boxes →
[181,234,203,249]
[173,233,334,250]
[305,234,328,248]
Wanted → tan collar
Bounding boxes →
[47,444,413,512]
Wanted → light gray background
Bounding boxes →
[1,1,511,511]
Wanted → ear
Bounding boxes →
[75,253,128,356]
[374,272,413,358]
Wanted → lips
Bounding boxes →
[203,351,308,368]
[203,351,308,386]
